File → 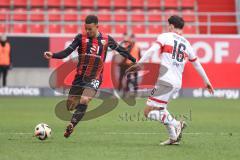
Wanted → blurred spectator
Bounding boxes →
[118,33,141,96]
[0,35,11,87]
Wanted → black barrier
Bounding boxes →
[8,36,49,67]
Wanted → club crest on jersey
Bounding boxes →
[101,40,106,45]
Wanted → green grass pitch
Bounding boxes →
[0,97,240,160]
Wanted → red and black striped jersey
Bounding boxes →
[52,32,136,81]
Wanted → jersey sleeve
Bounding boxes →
[69,34,82,50]
[52,34,81,59]
[138,43,160,63]
[108,36,136,62]
[155,33,167,47]
[187,44,198,62]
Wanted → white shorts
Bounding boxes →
[146,85,179,108]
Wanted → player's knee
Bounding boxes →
[144,106,152,118]
[66,99,75,111]
[80,96,91,105]
[66,99,71,110]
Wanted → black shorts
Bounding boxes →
[69,75,101,96]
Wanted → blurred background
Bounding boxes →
[0,0,239,99]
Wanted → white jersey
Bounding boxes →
[155,32,197,88]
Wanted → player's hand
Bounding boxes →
[206,83,214,95]
[125,63,142,74]
[44,51,53,59]
[130,57,136,63]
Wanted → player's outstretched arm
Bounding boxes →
[191,59,214,94]
[44,47,75,60]
[43,34,81,60]
[108,36,136,63]
[126,44,160,73]
[126,43,160,74]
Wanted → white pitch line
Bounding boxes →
[0,132,33,135]
[0,132,238,135]
[103,132,238,135]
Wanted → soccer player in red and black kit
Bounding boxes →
[44,15,136,138]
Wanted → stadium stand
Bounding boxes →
[30,24,45,33]
[148,24,163,34]
[147,9,162,22]
[81,0,95,8]
[63,0,78,8]
[0,8,9,20]
[114,0,128,8]
[132,24,146,34]
[14,0,28,7]
[96,0,112,8]
[181,0,195,9]
[64,23,78,33]
[114,9,128,22]
[30,8,45,21]
[97,9,112,21]
[48,23,61,33]
[0,0,238,34]
[164,0,179,9]
[146,0,162,9]
[12,23,27,33]
[0,0,11,7]
[63,9,78,21]
[30,0,45,8]
[13,8,27,21]
[114,24,127,33]
[130,0,145,9]
[0,24,7,33]
[48,8,61,21]
[198,0,237,34]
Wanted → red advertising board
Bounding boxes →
[49,35,240,89]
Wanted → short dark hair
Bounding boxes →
[85,15,98,24]
[168,15,184,29]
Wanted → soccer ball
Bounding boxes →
[34,123,52,140]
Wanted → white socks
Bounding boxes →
[147,109,180,140]
[147,109,180,127]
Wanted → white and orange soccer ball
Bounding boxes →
[34,123,52,140]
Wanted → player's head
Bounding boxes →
[167,15,185,33]
[85,15,99,38]
[0,34,7,42]
[123,33,135,42]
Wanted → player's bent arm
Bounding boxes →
[138,43,160,63]
[116,45,136,63]
[191,59,210,84]
[108,36,136,63]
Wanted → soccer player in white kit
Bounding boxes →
[126,15,214,145]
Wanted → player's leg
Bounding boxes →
[118,64,125,91]
[64,75,101,138]
[0,67,3,86]
[66,95,81,111]
[143,85,185,145]
[71,87,96,126]
[144,106,180,141]
[64,87,96,138]
[133,72,138,94]
[145,105,185,145]
[64,85,83,138]
[126,73,131,92]
[2,67,8,87]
